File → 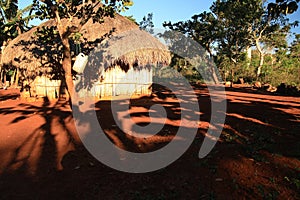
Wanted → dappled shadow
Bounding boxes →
[5,24,117,96]
[0,93,19,101]
[226,85,300,97]
[72,82,205,156]
[207,86,300,198]
[0,98,77,177]
[0,89,20,101]
[0,85,299,199]
[221,89,300,158]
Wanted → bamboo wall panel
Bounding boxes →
[30,66,152,100]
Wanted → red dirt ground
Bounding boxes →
[0,85,299,200]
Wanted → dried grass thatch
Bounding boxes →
[88,28,171,71]
[2,14,171,75]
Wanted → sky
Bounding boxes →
[120,0,300,35]
[19,0,300,35]
[121,0,214,28]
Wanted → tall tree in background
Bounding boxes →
[286,34,300,84]
[290,34,300,63]
[211,0,254,84]
[165,0,260,84]
[164,11,221,83]
[164,0,299,85]
[31,0,133,104]
[249,0,298,79]
[210,0,296,82]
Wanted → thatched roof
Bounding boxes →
[90,28,171,70]
[2,14,170,74]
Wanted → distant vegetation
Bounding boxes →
[164,0,300,89]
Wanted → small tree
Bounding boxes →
[32,0,133,104]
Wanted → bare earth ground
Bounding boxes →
[0,85,299,200]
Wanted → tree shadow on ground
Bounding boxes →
[0,97,77,176]
[0,89,20,101]
[209,86,300,199]
[0,85,299,199]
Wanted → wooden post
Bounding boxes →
[14,68,20,88]
[10,69,16,86]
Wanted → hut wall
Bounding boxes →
[92,66,152,98]
[32,66,152,100]
[100,66,152,97]
[31,75,61,99]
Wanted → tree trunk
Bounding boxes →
[54,7,76,107]
[3,70,6,85]
[246,46,252,67]
[0,69,3,86]
[255,39,264,80]
[206,47,219,84]
[0,44,5,84]
[257,53,264,79]
[211,66,220,84]
[230,57,237,88]
[231,68,234,88]
[0,65,2,84]
[14,68,20,87]
[10,69,14,86]
[61,37,74,104]
[224,64,227,83]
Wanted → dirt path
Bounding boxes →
[0,86,299,199]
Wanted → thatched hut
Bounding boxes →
[2,14,170,99]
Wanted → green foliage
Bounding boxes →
[139,13,154,34]
[290,34,300,62]
[0,0,18,22]
[164,0,299,88]
[269,35,300,88]
[125,15,137,25]
[0,1,35,46]
[285,176,300,189]
[29,0,134,65]
[164,11,219,57]
[268,0,299,17]
[32,0,133,21]
[211,0,254,62]
[25,0,135,98]
[30,0,134,43]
